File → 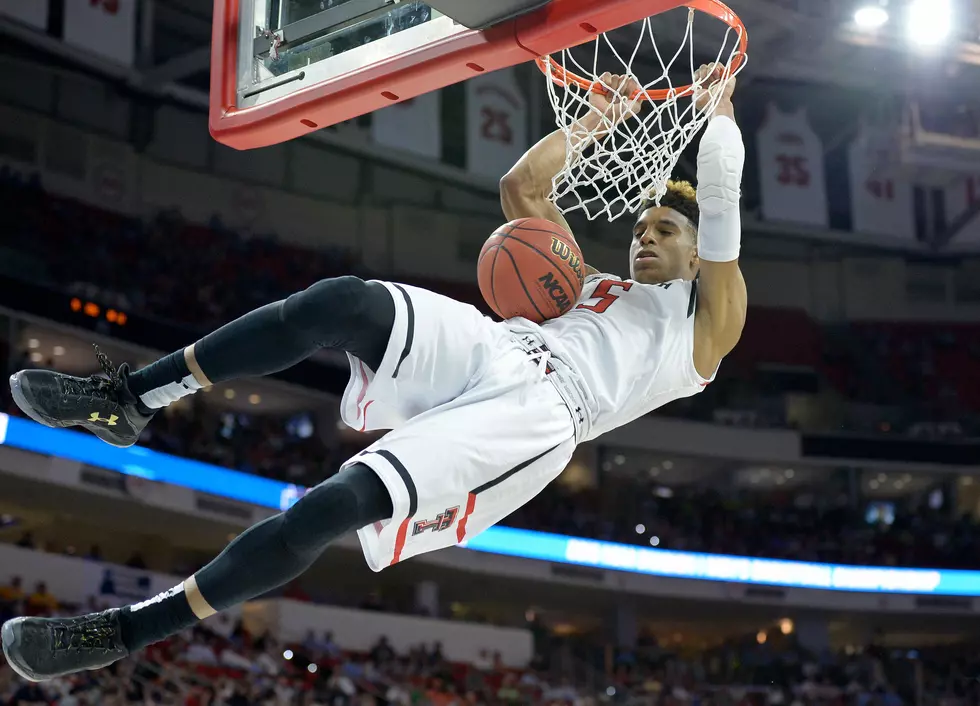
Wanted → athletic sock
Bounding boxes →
[126,350,200,414]
[117,583,197,652]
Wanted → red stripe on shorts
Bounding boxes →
[389,516,412,566]
[359,400,374,432]
[456,493,477,543]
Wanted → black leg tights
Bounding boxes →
[195,276,396,381]
[127,277,396,401]
[119,463,392,651]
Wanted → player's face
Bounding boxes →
[629,207,699,284]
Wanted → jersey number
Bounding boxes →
[576,280,633,314]
[776,155,810,186]
[480,108,513,145]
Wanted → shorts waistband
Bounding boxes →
[512,333,589,443]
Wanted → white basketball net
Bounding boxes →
[543,9,747,222]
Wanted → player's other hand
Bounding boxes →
[589,72,643,125]
[692,62,736,113]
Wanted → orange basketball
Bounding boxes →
[477,217,585,323]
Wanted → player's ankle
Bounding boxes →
[126,350,203,411]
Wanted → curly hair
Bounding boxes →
[639,180,699,234]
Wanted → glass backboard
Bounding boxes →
[209,0,721,150]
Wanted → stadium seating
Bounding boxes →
[0,571,975,706]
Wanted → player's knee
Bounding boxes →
[280,464,393,556]
[282,276,368,333]
[281,276,392,342]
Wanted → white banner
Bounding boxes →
[64,0,137,66]
[848,126,915,239]
[466,68,528,180]
[0,0,49,29]
[756,103,828,227]
[944,174,980,244]
[372,92,441,160]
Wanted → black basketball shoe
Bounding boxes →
[2,609,129,682]
[8,346,153,448]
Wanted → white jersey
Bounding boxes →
[512,273,714,442]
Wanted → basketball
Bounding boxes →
[477,217,585,323]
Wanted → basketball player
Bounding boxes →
[1,63,745,681]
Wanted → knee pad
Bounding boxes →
[280,464,393,556]
[281,277,394,348]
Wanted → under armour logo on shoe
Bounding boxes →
[88,412,118,426]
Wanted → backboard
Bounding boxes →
[209,0,729,150]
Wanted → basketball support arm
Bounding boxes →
[692,112,748,373]
[425,0,553,30]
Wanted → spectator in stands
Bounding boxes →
[23,582,57,617]
[369,636,396,669]
[0,576,24,621]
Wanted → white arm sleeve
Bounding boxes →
[695,115,745,263]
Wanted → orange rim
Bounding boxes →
[535,0,748,102]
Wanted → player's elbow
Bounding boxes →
[499,168,539,219]
[499,168,528,203]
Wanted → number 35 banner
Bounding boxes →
[466,68,528,181]
[756,103,829,227]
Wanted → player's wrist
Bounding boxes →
[711,99,735,121]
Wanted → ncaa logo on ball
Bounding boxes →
[538,272,571,312]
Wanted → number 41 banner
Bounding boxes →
[848,124,915,240]
[466,68,528,181]
[755,103,828,227]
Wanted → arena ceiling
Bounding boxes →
[4,0,979,131]
[145,0,980,95]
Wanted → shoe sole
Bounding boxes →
[2,618,42,682]
[8,373,56,429]
[8,372,136,449]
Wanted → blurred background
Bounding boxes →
[1,0,980,704]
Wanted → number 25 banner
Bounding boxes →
[466,68,528,181]
[756,103,829,227]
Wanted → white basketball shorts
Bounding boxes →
[338,282,576,572]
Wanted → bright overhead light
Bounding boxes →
[908,0,951,46]
[854,4,888,30]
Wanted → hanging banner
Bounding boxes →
[64,0,137,66]
[466,68,528,181]
[372,92,441,160]
[756,103,828,227]
[848,125,915,239]
[0,0,49,30]
[944,174,980,244]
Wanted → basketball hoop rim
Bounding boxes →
[534,0,748,102]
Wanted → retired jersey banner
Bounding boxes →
[64,0,137,66]
[0,0,49,30]
[944,174,980,244]
[372,91,441,160]
[756,104,828,227]
[466,68,528,180]
[848,126,915,239]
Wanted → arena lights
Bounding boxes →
[854,3,889,30]
[69,297,128,327]
[907,0,952,46]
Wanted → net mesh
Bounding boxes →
[542,8,747,222]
